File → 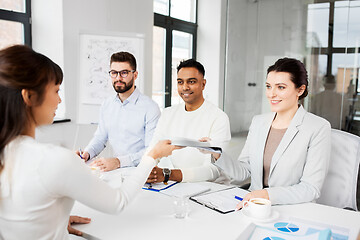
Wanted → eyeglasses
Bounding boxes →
[109,70,135,78]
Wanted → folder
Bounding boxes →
[171,137,222,153]
[142,181,178,192]
[190,187,249,214]
[143,181,211,198]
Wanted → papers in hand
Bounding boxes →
[191,187,249,214]
[170,137,222,153]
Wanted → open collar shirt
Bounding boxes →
[84,87,160,167]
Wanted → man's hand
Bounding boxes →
[75,150,90,161]
[68,215,91,236]
[235,189,269,210]
[146,166,165,183]
[91,157,120,171]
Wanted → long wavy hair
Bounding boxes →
[0,45,63,174]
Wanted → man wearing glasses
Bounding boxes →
[78,52,160,171]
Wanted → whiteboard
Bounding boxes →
[79,33,144,105]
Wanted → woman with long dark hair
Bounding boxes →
[0,45,178,239]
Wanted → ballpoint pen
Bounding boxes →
[79,148,83,159]
[234,195,243,201]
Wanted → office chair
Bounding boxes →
[317,129,360,211]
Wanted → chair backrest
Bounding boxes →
[317,129,360,210]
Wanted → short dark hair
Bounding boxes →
[267,57,308,100]
[177,59,205,77]
[110,52,137,70]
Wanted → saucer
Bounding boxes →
[242,209,280,223]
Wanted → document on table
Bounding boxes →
[190,187,249,214]
[143,181,211,197]
[160,182,211,198]
[142,181,178,192]
[238,217,350,240]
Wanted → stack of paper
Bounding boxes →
[171,137,222,153]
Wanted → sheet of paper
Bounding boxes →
[238,216,350,240]
[171,137,222,153]
[248,225,331,240]
[160,182,211,197]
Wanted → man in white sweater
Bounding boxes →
[147,59,231,183]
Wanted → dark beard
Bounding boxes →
[113,78,134,93]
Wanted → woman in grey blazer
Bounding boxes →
[214,58,331,206]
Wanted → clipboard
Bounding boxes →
[190,187,249,214]
[161,182,211,198]
[142,181,178,192]
[143,182,211,198]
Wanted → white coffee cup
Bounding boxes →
[242,198,271,219]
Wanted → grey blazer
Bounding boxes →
[216,106,331,205]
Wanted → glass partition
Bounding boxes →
[224,0,360,136]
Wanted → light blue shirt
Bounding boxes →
[84,87,160,167]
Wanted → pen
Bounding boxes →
[234,195,243,201]
[79,148,83,159]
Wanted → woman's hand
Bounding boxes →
[67,215,91,236]
[236,189,269,210]
[198,137,221,160]
[148,140,182,160]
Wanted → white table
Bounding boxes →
[71,169,360,240]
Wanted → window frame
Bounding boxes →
[0,0,32,47]
[154,0,198,107]
[310,0,360,94]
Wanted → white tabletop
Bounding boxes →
[71,169,360,240]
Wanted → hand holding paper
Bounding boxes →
[170,137,222,154]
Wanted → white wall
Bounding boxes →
[197,0,227,108]
[32,0,64,68]
[32,0,154,150]
[62,0,154,123]
[32,0,66,118]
